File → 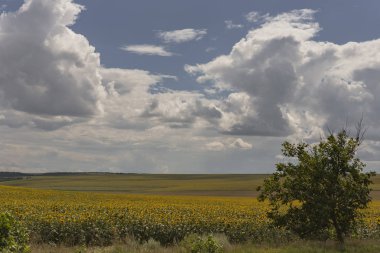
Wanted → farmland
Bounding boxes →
[0,173,268,197]
[0,174,379,252]
[0,185,271,245]
[2,173,380,199]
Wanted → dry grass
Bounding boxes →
[30,238,380,253]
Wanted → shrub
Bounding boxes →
[181,234,223,253]
[29,218,113,246]
[0,212,30,253]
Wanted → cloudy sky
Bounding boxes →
[1,0,380,173]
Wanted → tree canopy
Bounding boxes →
[258,127,376,245]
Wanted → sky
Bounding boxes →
[1,0,380,173]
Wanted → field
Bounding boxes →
[0,174,380,252]
[0,173,268,197]
[2,173,380,199]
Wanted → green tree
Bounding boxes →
[257,125,375,247]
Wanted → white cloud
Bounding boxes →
[230,138,253,150]
[186,9,380,140]
[0,0,178,132]
[245,11,261,22]
[0,109,82,131]
[120,44,173,56]
[275,154,285,160]
[157,28,207,43]
[205,141,225,151]
[101,68,162,95]
[2,1,380,173]
[100,68,183,130]
[224,20,243,30]
[205,47,216,53]
[141,91,222,129]
[0,0,106,117]
[244,11,271,23]
[99,67,219,131]
[205,138,252,151]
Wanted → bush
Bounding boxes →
[181,234,223,253]
[29,218,114,246]
[0,212,30,253]
[249,224,296,245]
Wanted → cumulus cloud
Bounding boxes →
[157,28,207,43]
[100,67,218,131]
[3,1,380,173]
[186,9,380,139]
[0,0,106,117]
[0,0,215,133]
[205,47,216,53]
[120,44,173,56]
[100,68,174,130]
[101,68,162,96]
[141,91,222,129]
[205,138,252,151]
[0,110,82,131]
[230,138,253,150]
[0,0,185,132]
[245,11,261,23]
[0,0,185,133]
[224,20,243,30]
[205,141,225,151]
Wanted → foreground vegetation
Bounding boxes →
[259,129,376,246]
[0,185,271,246]
[0,185,379,252]
[30,237,380,253]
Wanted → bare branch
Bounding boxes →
[326,125,334,136]
[355,114,367,145]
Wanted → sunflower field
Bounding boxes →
[0,185,379,246]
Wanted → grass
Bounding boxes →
[233,240,380,253]
[30,238,380,253]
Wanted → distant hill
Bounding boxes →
[0,172,88,180]
[0,172,34,182]
[0,171,111,178]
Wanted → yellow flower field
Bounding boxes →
[0,185,379,246]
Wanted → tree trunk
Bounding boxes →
[332,215,345,251]
[336,231,345,252]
